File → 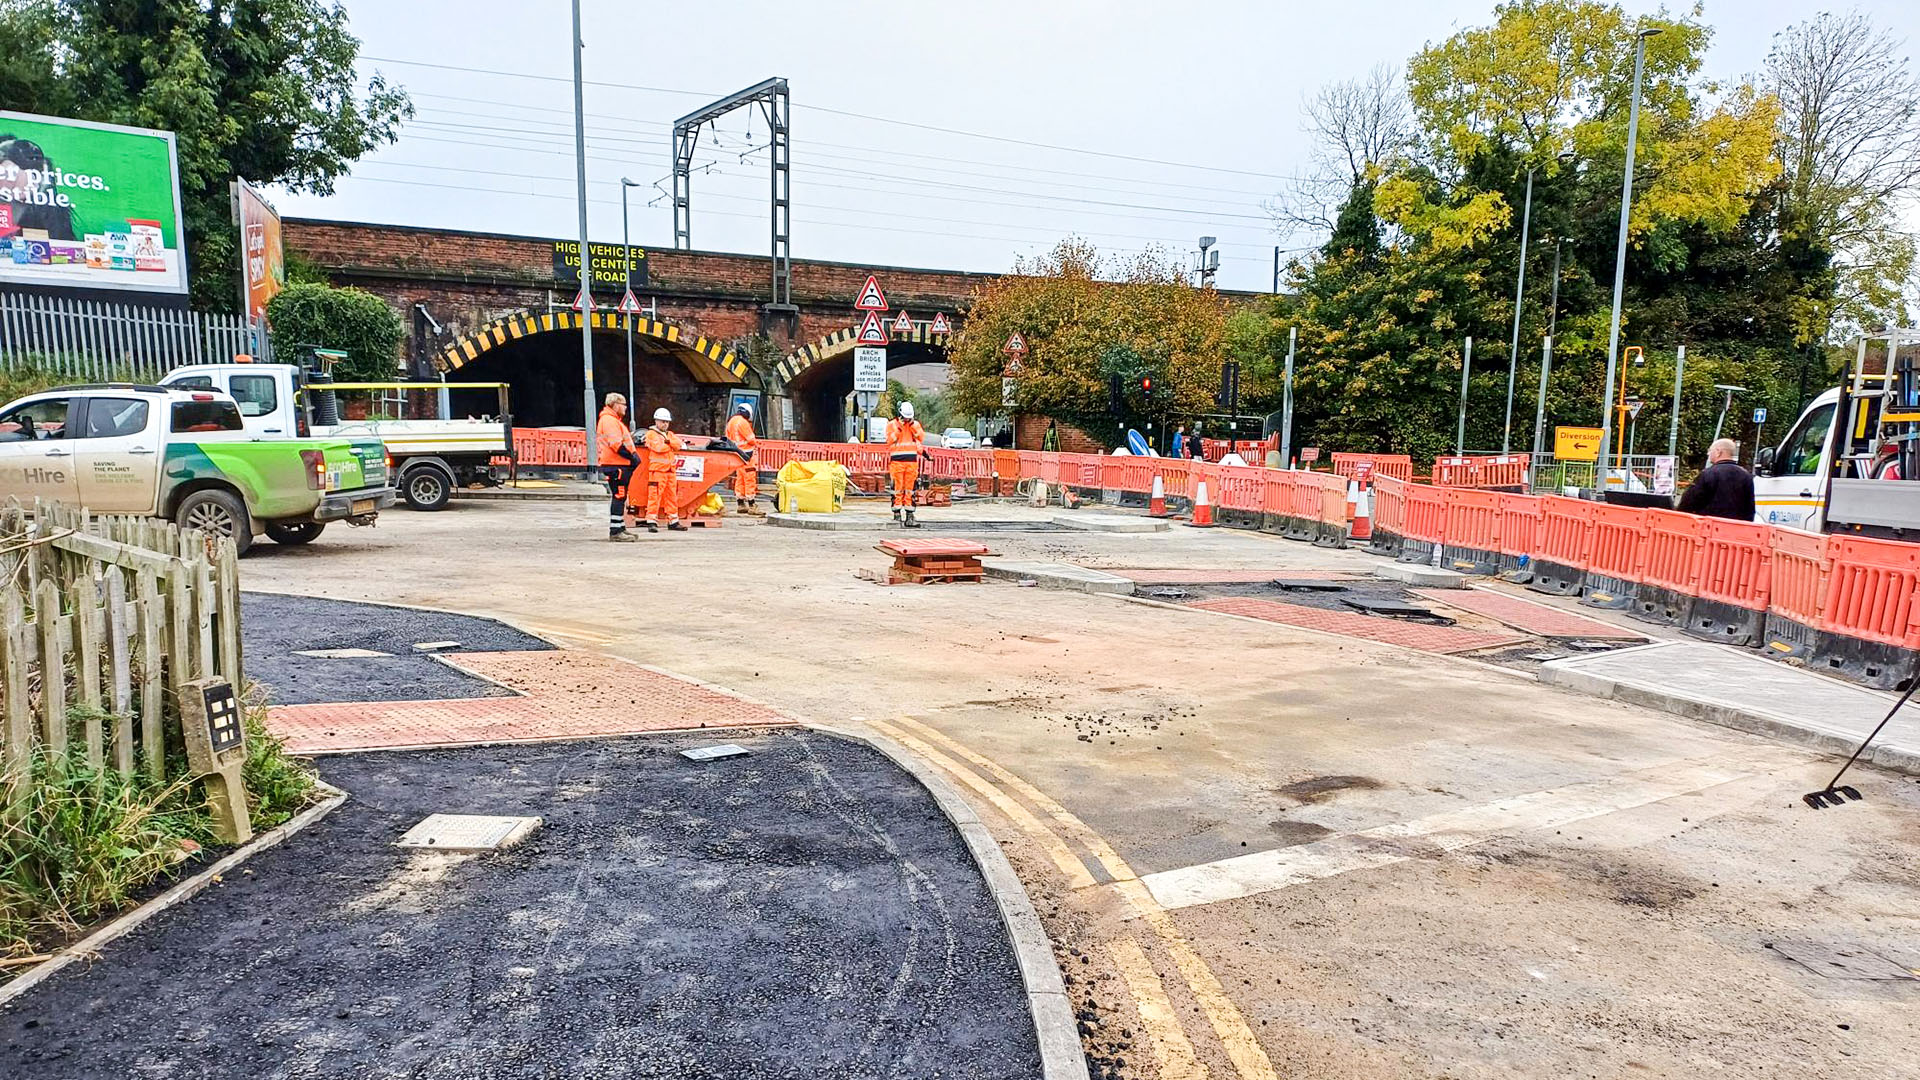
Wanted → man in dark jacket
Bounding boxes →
[1677,438,1755,520]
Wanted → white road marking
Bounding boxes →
[1140,755,1777,910]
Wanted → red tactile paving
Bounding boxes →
[1412,588,1647,640]
[268,650,793,754]
[1186,597,1530,654]
[1118,569,1357,584]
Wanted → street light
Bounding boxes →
[1196,236,1219,288]
[1596,25,1662,489]
[1530,150,1579,461]
[1501,165,1538,453]
[620,176,641,410]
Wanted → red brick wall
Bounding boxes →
[1015,415,1106,454]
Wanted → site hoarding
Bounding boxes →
[232,178,285,323]
[0,111,188,295]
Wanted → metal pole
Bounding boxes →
[1546,240,1563,339]
[1503,168,1535,452]
[1280,326,1296,468]
[1712,387,1733,444]
[1532,335,1554,459]
[1272,245,1281,293]
[1597,28,1658,486]
[570,0,598,527]
[621,182,635,410]
[1457,336,1473,454]
[1667,344,1685,456]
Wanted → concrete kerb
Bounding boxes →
[0,785,349,1006]
[812,721,1090,1080]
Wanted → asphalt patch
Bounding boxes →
[0,730,1041,1079]
[242,593,553,705]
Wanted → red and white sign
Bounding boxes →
[571,287,595,313]
[1003,330,1028,357]
[892,310,914,333]
[1300,447,1321,463]
[929,311,952,334]
[855,310,889,345]
[617,289,644,315]
[854,275,888,311]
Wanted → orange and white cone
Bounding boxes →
[1189,480,1216,527]
[1348,478,1373,541]
[1148,473,1170,517]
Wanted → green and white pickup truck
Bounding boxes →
[0,383,394,554]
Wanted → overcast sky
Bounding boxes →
[274,0,1920,294]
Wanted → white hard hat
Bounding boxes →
[736,401,753,417]
[898,401,915,420]
[653,408,672,422]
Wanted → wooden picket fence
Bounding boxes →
[0,499,242,806]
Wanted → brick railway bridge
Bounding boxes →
[285,219,995,440]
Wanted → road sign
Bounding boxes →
[1002,377,1017,408]
[1003,330,1028,357]
[617,289,644,315]
[1753,407,1768,424]
[1624,397,1644,420]
[1300,447,1320,463]
[853,347,886,392]
[1555,425,1603,461]
[854,274,888,311]
[571,287,595,313]
[855,310,889,345]
[892,310,914,333]
[930,311,952,334]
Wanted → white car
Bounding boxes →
[942,428,976,450]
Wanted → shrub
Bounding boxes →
[266,282,406,382]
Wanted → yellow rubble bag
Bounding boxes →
[777,460,849,513]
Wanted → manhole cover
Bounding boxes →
[1270,578,1348,592]
[681,744,751,762]
[1342,598,1454,624]
[1772,941,1918,981]
[395,814,542,852]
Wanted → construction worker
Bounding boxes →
[640,407,688,532]
[886,400,929,528]
[725,401,764,515]
[596,392,640,542]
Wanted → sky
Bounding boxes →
[274,0,1920,294]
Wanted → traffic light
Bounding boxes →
[1108,373,1123,416]
[1140,375,1154,397]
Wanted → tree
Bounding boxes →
[0,0,410,309]
[266,283,403,382]
[1767,10,1920,333]
[1270,64,1416,243]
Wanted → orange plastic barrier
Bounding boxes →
[1154,458,1193,499]
[755,440,791,472]
[1216,465,1266,512]
[1432,456,1477,486]
[1477,454,1530,488]
[1370,476,1407,537]
[1495,494,1543,558]
[1441,487,1502,554]
[1694,518,1773,612]
[1038,451,1062,485]
[1819,535,1920,648]
[1638,509,1707,594]
[1764,528,1831,654]
[1535,496,1595,568]
[1402,483,1448,545]
[1330,453,1414,482]
[1057,453,1101,489]
[1585,505,1650,584]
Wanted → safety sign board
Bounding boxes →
[853,347,887,392]
[930,311,952,334]
[1624,397,1644,420]
[1003,330,1028,356]
[1752,407,1768,424]
[892,310,914,333]
[617,289,644,315]
[855,310,889,345]
[1555,425,1603,461]
[571,287,595,313]
[854,275,888,311]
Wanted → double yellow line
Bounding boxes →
[868,715,1277,1080]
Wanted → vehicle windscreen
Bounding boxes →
[171,399,246,434]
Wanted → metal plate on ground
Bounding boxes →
[395,814,542,852]
[1145,587,1193,600]
[1270,578,1348,592]
[294,648,391,659]
[1341,597,1454,624]
[1771,941,1919,981]
[681,744,751,762]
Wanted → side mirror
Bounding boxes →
[1754,446,1775,476]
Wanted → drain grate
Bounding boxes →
[395,814,542,852]
[1771,941,1919,981]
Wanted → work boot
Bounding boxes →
[608,530,637,543]
[667,522,689,532]
[904,509,920,529]
[892,507,902,521]
[645,521,659,533]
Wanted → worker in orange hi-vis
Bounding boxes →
[640,407,688,533]
[886,400,930,528]
[724,401,764,516]
[596,392,640,542]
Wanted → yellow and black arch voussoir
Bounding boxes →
[435,310,748,383]
[776,319,946,384]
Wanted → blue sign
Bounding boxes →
[1752,407,1768,424]
[1126,429,1151,456]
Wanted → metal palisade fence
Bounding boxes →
[0,290,255,382]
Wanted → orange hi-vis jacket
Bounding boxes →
[641,426,681,473]
[885,418,924,460]
[596,408,636,466]
[725,413,757,453]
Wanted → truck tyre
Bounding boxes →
[264,521,326,546]
[175,489,253,556]
[402,463,452,511]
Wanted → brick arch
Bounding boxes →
[436,309,748,384]
[775,320,950,386]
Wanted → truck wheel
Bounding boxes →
[175,489,252,556]
[403,466,451,511]
[264,521,326,546]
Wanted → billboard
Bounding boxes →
[0,111,188,295]
[552,240,647,291]
[231,178,284,322]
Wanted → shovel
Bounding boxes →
[1804,667,1920,809]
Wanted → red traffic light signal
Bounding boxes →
[1140,376,1153,393]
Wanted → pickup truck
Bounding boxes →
[0,383,394,554]
[159,363,511,511]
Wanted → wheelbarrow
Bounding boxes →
[663,441,750,525]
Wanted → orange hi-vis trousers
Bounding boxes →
[733,459,757,501]
[643,467,680,523]
[889,458,919,508]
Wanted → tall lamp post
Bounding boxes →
[620,177,640,409]
[569,0,597,529]
[1501,166,1536,453]
[1596,25,1662,488]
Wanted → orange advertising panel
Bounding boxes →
[231,178,284,322]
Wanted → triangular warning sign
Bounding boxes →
[854,274,888,311]
[892,310,914,333]
[617,289,644,315]
[571,288,595,313]
[929,311,952,334]
[855,310,889,345]
[1003,330,1028,356]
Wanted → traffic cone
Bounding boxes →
[1348,479,1373,541]
[1189,480,1216,527]
[1148,473,1170,517]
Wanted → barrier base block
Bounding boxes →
[1526,560,1585,597]
[1367,530,1403,559]
[1283,516,1319,544]
[1441,545,1500,577]
[1761,614,1819,662]
[1313,522,1348,549]
[1628,583,1691,626]
[1218,508,1262,529]
[1808,630,1915,691]
[1579,573,1637,611]
[1396,539,1436,565]
[1682,597,1764,648]
[1496,553,1533,585]
[1259,512,1290,537]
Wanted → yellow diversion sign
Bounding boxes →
[1554,426,1603,461]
